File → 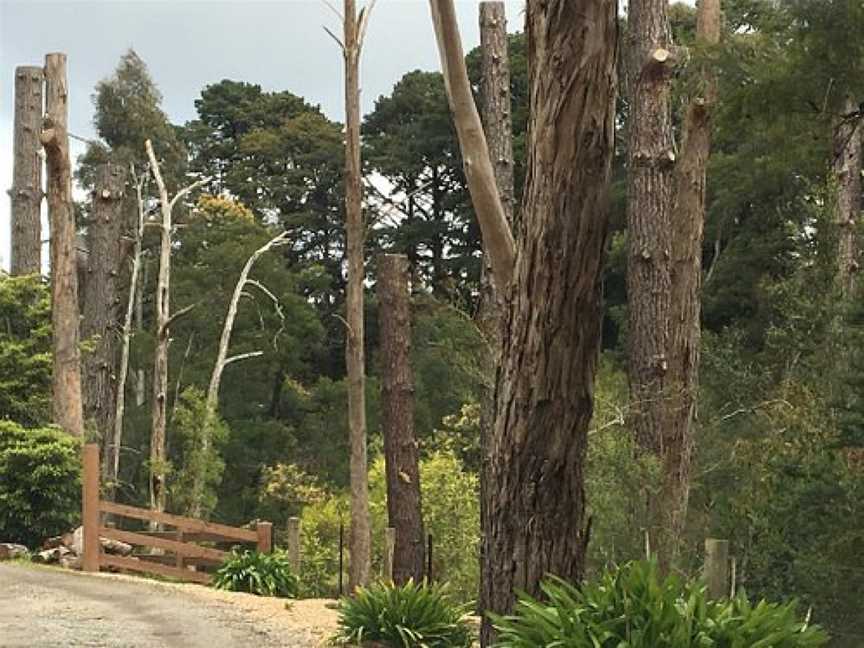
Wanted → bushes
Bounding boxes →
[0,422,81,547]
[335,580,472,648]
[213,549,299,598]
[492,561,828,648]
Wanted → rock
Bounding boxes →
[33,546,70,563]
[58,554,81,570]
[100,537,132,556]
[0,543,28,560]
[69,526,83,556]
[42,535,65,550]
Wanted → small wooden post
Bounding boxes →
[426,533,433,583]
[704,538,729,599]
[338,522,344,597]
[82,443,101,572]
[286,516,301,573]
[383,527,396,582]
[256,521,273,553]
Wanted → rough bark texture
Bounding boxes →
[42,53,84,438]
[10,66,43,276]
[664,0,721,569]
[344,0,372,590]
[476,0,514,619]
[82,164,127,465]
[834,95,863,297]
[626,0,676,461]
[430,0,516,289]
[378,254,425,585]
[482,1,618,642]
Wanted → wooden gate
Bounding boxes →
[82,443,272,584]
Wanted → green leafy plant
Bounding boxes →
[213,549,299,598]
[492,561,828,648]
[335,580,473,647]
[0,421,80,547]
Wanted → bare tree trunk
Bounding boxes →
[188,231,288,517]
[82,163,126,469]
[10,66,43,276]
[625,0,675,464]
[664,0,721,569]
[134,260,146,408]
[834,95,862,297]
[145,140,205,516]
[429,1,516,290]
[109,168,146,493]
[429,1,618,643]
[476,0,513,619]
[41,53,84,438]
[378,254,425,584]
[342,0,374,591]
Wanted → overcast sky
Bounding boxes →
[0,0,525,269]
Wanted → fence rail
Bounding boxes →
[82,444,271,584]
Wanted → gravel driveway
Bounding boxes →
[0,562,336,648]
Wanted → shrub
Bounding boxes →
[492,561,828,648]
[335,580,473,648]
[0,421,80,547]
[213,549,299,598]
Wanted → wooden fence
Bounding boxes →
[82,443,272,585]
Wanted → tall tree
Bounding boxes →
[664,0,721,566]
[82,163,127,469]
[429,2,618,644]
[475,0,514,619]
[41,53,84,438]
[624,0,676,520]
[378,253,425,584]
[145,140,203,515]
[9,66,43,276]
[340,0,375,590]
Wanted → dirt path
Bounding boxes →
[0,562,338,648]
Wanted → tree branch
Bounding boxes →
[428,0,515,289]
[224,351,265,366]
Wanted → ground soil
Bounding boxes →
[0,562,339,648]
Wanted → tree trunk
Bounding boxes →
[109,168,146,494]
[625,0,675,462]
[82,163,126,467]
[664,0,721,569]
[378,254,425,584]
[834,95,862,297]
[42,52,84,438]
[147,140,172,516]
[476,0,514,619]
[134,260,146,408]
[343,0,372,590]
[10,65,43,276]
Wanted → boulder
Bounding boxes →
[0,543,28,560]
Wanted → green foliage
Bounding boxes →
[335,580,473,648]
[213,549,299,598]
[0,422,80,547]
[492,561,828,648]
[0,275,51,427]
[168,387,229,518]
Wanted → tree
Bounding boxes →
[429,2,618,643]
[9,66,43,276]
[339,0,375,592]
[41,52,84,438]
[378,253,425,584]
[144,139,205,515]
[81,163,127,466]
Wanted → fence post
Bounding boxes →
[82,443,101,572]
[256,521,273,553]
[383,527,396,582]
[426,533,433,583]
[338,522,344,597]
[704,538,729,599]
[286,516,301,574]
